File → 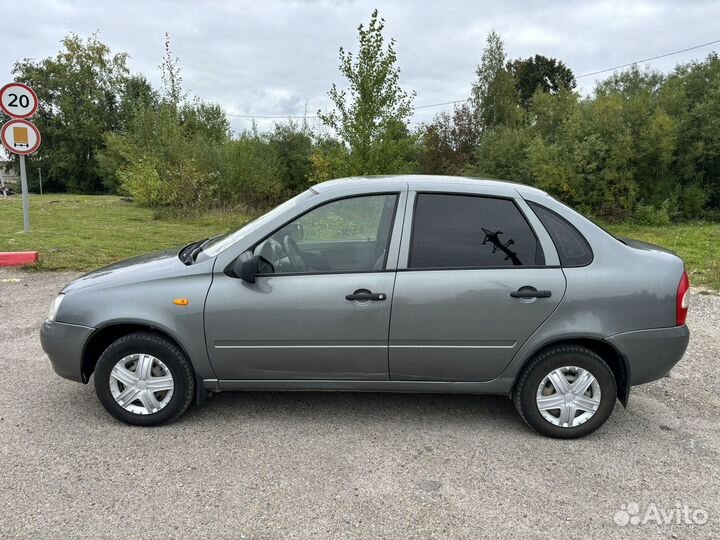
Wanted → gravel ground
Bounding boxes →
[1,268,719,540]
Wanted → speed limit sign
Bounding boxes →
[0,82,38,119]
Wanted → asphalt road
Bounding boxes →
[1,268,719,540]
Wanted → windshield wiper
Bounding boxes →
[189,237,214,262]
[179,238,207,265]
[179,233,228,265]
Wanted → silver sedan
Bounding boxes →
[41,175,690,438]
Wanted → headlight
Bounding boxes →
[47,294,64,322]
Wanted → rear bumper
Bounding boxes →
[40,320,94,383]
[607,325,690,386]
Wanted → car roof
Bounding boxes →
[311,174,549,197]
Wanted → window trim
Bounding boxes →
[527,201,594,268]
[406,191,547,271]
[253,191,401,277]
[397,265,561,272]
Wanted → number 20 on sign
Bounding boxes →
[0,82,39,119]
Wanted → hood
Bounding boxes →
[63,247,187,293]
[619,237,679,257]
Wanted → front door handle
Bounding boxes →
[346,289,387,302]
[510,286,552,299]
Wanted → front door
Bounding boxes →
[389,193,567,381]
[205,193,401,380]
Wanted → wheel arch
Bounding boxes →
[81,321,194,385]
[511,336,631,407]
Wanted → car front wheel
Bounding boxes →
[94,332,195,426]
[513,344,617,438]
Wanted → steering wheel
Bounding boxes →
[256,237,283,267]
[283,235,307,272]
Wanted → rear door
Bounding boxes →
[389,191,566,381]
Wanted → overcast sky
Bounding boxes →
[1,0,719,134]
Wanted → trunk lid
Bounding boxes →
[618,237,679,257]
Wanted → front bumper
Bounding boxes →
[607,325,690,386]
[40,320,94,383]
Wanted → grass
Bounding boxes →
[0,194,718,290]
[605,222,720,291]
[0,195,252,271]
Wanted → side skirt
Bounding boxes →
[203,378,513,395]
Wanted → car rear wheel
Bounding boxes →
[94,332,195,426]
[513,344,617,438]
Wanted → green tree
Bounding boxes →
[318,9,416,175]
[508,54,576,109]
[663,54,720,211]
[418,103,479,175]
[118,75,158,129]
[472,125,533,184]
[159,33,186,110]
[528,94,639,217]
[98,75,159,192]
[308,137,352,183]
[222,129,287,208]
[595,66,678,207]
[470,31,522,133]
[179,100,230,142]
[528,87,579,140]
[268,120,315,191]
[596,65,664,98]
[102,37,232,212]
[12,33,129,193]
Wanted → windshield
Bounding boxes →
[201,189,317,257]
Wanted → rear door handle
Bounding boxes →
[346,289,387,301]
[510,286,552,299]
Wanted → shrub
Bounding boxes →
[118,159,166,209]
[680,183,709,219]
[308,139,352,183]
[268,121,315,191]
[221,135,288,208]
[633,200,676,226]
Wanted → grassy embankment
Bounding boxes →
[0,195,251,271]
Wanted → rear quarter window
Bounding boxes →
[528,201,593,267]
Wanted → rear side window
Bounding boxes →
[409,193,544,269]
[528,201,593,267]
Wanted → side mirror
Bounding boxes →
[225,251,274,283]
[225,251,256,282]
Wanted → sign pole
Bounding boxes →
[19,154,30,232]
[38,167,42,195]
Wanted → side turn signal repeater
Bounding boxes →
[173,298,189,306]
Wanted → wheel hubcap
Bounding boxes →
[536,366,601,428]
[109,354,174,415]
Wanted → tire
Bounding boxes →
[513,345,617,439]
[94,332,195,426]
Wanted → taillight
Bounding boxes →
[676,270,690,326]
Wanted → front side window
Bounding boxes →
[255,194,398,274]
[202,189,317,257]
[409,193,544,269]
